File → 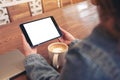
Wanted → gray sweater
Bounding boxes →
[24,26,120,80]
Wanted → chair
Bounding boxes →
[7,3,31,22]
[42,0,60,13]
[60,0,73,7]
[72,0,85,4]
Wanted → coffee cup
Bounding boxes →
[48,42,68,68]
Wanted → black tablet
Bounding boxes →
[20,16,62,47]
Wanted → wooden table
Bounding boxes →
[0,1,99,80]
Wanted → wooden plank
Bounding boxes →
[60,0,73,7]
[72,0,85,4]
[7,3,31,22]
[42,0,59,12]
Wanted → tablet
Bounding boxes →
[20,16,62,47]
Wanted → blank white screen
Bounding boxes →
[24,18,60,46]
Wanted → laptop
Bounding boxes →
[0,49,25,80]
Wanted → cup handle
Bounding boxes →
[53,53,59,68]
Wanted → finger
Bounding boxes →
[59,27,67,34]
[21,34,30,47]
[58,37,63,42]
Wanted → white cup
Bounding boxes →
[48,42,68,68]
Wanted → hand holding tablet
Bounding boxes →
[20,16,62,47]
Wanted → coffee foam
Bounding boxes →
[49,43,68,53]
[52,48,63,53]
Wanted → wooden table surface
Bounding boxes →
[0,1,99,80]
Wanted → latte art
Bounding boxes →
[52,48,63,53]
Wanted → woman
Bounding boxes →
[21,0,120,80]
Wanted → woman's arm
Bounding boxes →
[20,34,59,80]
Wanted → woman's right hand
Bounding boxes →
[58,27,75,45]
[21,34,37,56]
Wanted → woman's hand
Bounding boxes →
[21,34,37,56]
[58,27,75,45]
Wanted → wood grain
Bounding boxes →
[72,0,85,3]
[60,0,73,7]
[7,3,31,22]
[0,1,99,59]
[42,0,60,12]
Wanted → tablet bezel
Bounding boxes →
[20,16,62,47]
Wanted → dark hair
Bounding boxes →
[96,0,120,32]
[97,0,120,17]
